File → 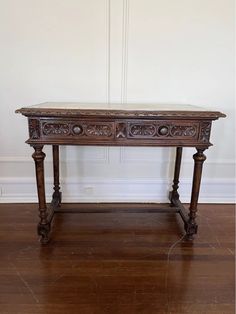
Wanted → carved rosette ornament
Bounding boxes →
[29,119,40,139]
[199,122,211,143]
[158,126,169,136]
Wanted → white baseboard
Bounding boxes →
[0,177,235,203]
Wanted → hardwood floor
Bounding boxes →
[0,203,234,314]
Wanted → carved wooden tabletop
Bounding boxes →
[16,102,225,119]
[16,102,225,148]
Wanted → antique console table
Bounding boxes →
[16,103,225,244]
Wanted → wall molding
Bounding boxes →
[0,148,110,164]
[0,156,234,166]
[0,177,235,204]
[106,0,111,104]
[119,149,236,165]
[121,0,130,103]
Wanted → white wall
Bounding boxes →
[0,0,235,203]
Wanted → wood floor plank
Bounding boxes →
[0,203,234,313]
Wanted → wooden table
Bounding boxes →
[16,103,225,244]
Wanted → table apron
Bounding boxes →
[27,117,212,147]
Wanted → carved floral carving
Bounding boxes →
[199,122,211,143]
[43,123,70,135]
[170,125,197,137]
[129,124,156,137]
[29,119,40,139]
[84,124,112,137]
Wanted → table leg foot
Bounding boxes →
[38,223,51,244]
[184,220,198,240]
[52,191,62,208]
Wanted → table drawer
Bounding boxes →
[115,120,202,141]
[39,120,115,140]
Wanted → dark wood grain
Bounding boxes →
[0,203,234,314]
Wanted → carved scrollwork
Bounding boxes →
[199,122,211,143]
[29,119,40,139]
[129,124,156,137]
[170,125,197,137]
[42,123,70,135]
[84,124,112,137]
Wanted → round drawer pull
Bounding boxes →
[73,125,82,135]
[158,126,168,136]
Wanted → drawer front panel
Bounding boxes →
[115,121,200,141]
[40,120,115,139]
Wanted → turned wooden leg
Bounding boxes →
[170,147,183,205]
[52,145,61,207]
[32,145,50,244]
[185,148,206,240]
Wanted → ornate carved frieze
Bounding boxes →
[199,122,211,143]
[29,119,40,139]
[36,119,204,142]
